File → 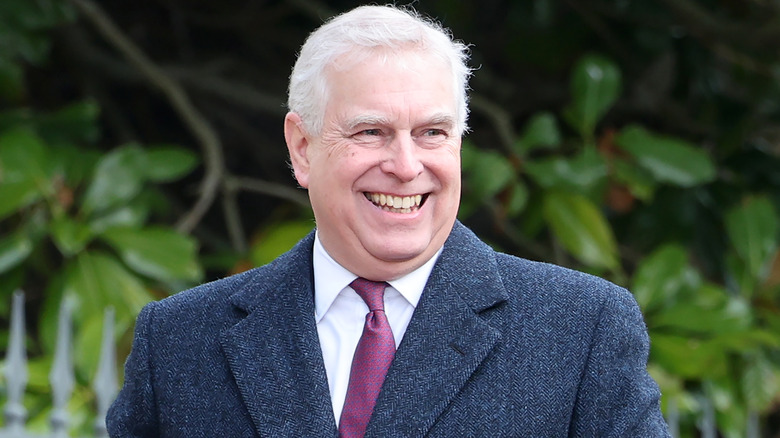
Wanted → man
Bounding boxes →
[108,5,671,437]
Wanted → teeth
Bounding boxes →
[364,192,425,213]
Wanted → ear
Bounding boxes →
[284,112,311,188]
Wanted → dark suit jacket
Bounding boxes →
[107,222,670,437]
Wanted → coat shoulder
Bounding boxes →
[496,253,635,309]
[443,222,639,320]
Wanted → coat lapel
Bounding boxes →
[366,222,508,437]
[220,234,338,438]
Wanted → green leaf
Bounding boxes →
[563,54,621,139]
[631,244,700,312]
[49,143,101,187]
[725,196,779,285]
[50,215,94,256]
[0,128,52,217]
[0,180,41,220]
[650,334,728,378]
[460,142,527,218]
[101,227,202,282]
[88,201,151,233]
[465,148,516,199]
[542,191,619,270]
[251,221,315,266]
[37,100,101,146]
[24,358,52,393]
[80,144,147,216]
[515,112,561,154]
[144,145,199,182]
[73,311,105,383]
[505,180,529,217]
[615,125,716,187]
[712,329,779,352]
[0,127,52,187]
[38,273,66,354]
[741,353,780,411]
[611,158,656,201]
[725,252,756,297]
[0,231,33,274]
[525,148,607,199]
[62,251,153,324]
[651,294,751,336]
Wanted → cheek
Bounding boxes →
[311,150,373,193]
[428,149,462,184]
[308,141,348,177]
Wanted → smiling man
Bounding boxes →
[108,5,671,438]
[285,47,461,282]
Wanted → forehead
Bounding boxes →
[329,44,448,74]
[323,48,456,122]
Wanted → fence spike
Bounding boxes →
[746,410,759,438]
[93,307,117,438]
[665,397,679,438]
[698,395,716,438]
[3,291,29,434]
[49,296,75,438]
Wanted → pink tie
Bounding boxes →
[338,278,396,438]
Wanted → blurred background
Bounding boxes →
[1,0,779,436]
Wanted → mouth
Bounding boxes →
[363,192,429,214]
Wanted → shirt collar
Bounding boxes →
[312,230,442,322]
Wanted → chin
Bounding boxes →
[371,242,429,264]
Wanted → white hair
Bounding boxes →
[287,5,472,136]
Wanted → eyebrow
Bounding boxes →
[344,112,456,132]
[345,115,391,132]
[424,113,457,128]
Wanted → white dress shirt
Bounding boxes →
[313,232,441,425]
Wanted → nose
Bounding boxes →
[380,133,424,181]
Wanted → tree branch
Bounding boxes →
[61,32,288,117]
[227,176,311,210]
[469,93,517,154]
[166,67,287,116]
[221,182,248,254]
[68,0,225,234]
[658,0,780,50]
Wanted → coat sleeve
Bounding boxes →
[569,287,671,437]
[106,302,160,438]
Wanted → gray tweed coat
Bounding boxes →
[107,221,670,437]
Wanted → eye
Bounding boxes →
[349,127,386,146]
[351,128,383,138]
[422,129,446,137]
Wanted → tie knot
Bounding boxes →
[350,278,388,311]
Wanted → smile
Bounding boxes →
[364,192,427,214]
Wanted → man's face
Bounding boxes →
[285,49,462,280]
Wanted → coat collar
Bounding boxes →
[220,233,339,437]
[220,221,508,437]
[366,221,508,436]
